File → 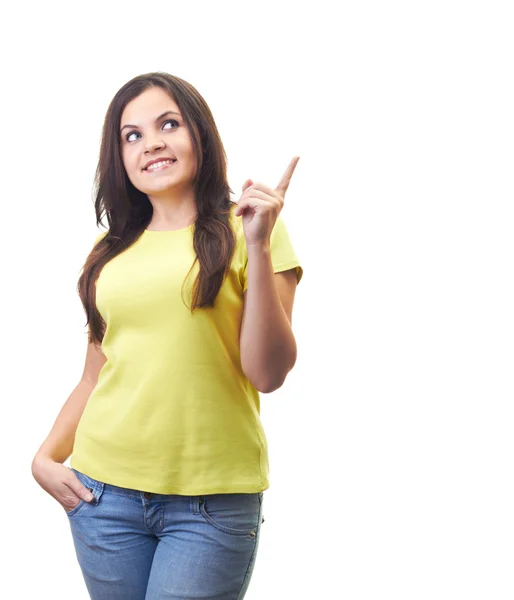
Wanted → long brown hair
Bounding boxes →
[77,72,237,346]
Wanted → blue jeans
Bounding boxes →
[65,467,264,599]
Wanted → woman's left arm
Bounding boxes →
[239,245,298,393]
[235,156,301,394]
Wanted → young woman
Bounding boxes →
[31,71,303,599]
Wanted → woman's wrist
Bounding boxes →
[32,453,60,475]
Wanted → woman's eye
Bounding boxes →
[163,119,179,130]
[125,119,179,142]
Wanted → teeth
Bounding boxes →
[146,159,174,171]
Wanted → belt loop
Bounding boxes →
[190,496,202,515]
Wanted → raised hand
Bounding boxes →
[235,156,300,246]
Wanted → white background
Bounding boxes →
[3,1,513,598]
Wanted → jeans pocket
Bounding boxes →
[65,467,105,517]
[199,492,262,537]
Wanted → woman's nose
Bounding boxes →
[145,139,165,152]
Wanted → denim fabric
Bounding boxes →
[65,467,264,599]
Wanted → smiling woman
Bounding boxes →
[32,71,303,600]
[118,88,199,231]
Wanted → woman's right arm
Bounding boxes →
[31,337,107,470]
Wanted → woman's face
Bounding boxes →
[119,86,197,198]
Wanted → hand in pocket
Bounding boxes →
[31,456,95,511]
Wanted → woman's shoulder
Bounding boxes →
[93,230,109,247]
[228,202,244,236]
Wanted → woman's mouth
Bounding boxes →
[144,159,177,173]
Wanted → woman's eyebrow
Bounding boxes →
[120,110,181,133]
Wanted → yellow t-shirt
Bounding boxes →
[70,204,303,494]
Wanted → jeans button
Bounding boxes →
[144,492,153,499]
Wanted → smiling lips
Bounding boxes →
[144,159,177,172]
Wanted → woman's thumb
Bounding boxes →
[76,483,94,501]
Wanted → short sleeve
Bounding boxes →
[242,213,303,293]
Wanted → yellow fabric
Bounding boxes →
[70,204,303,494]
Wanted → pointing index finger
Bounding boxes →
[275,156,300,197]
